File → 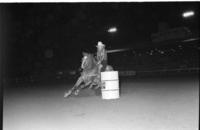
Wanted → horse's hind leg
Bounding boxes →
[64,76,83,98]
[88,81,96,89]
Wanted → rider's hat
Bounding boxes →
[96,41,105,48]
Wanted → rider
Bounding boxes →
[96,41,107,72]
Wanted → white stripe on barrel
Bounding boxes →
[101,71,120,100]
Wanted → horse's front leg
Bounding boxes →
[64,76,83,98]
[73,80,92,95]
[73,83,87,95]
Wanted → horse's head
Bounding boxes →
[81,52,96,70]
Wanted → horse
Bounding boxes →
[64,52,113,98]
[64,52,101,98]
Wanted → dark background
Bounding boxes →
[0,2,199,84]
[1,3,199,129]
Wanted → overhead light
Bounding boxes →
[108,27,117,33]
[182,10,195,18]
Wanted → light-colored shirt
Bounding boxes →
[97,47,107,64]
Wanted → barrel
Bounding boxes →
[100,71,120,100]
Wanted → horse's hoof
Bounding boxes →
[74,90,80,95]
[64,91,71,98]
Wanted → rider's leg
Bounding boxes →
[101,60,107,72]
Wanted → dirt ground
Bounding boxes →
[3,77,199,130]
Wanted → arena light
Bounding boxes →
[182,11,195,18]
[108,27,117,33]
[107,48,129,53]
